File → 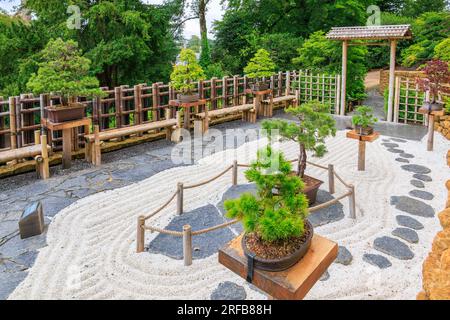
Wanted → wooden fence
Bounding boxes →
[0,70,341,152]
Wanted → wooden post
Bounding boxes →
[152,83,159,122]
[222,76,228,108]
[328,164,335,195]
[183,225,193,266]
[39,94,48,134]
[358,140,366,171]
[134,84,143,125]
[114,86,122,128]
[285,71,291,95]
[340,41,348,116]
[335,75,341,115]
[232,160,238,186]
[62,128,72,169]
[427,114,435,152]
[393,77,401,123]
[34,130,40,145]
[387,40,397,123]
[39,134,50,180]
[9,97,17,151]
[93,125,101,166]
[136,216,146,253]
[349,185,356,219]
[211,78,217,110]
[177,182,184,215]
[233,76,239,106]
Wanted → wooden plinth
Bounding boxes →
[346,130,379,171]
[219,234,338,300]
[169,99,207,130]
[244,89,273,117]
[418,109,445,152]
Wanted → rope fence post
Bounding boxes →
[177,182,184,215]
[328,164,335,195]
[348,184,356,219]
[136,216,146,253]
[183,225,192,266]
[232,160,238,186]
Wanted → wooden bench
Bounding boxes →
[261,94,297,117]
[0,133,50,179]
[195,104,256,133]
[85,112,181,166]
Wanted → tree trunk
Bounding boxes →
[298,143,307,178]
[199,0,207,42]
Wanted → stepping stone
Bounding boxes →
[382,143,399,148]
[400,153,414,159]
[320,271,330,282]
[382,139,391,142]
[392,228,419,244]
[390,196,435,218]
[373,236,414,260]
[387,148,404,154]
[396,216,424,230]
[335,246,353,266]
[401,165,431,175]
[391,138,407,143]
[409,190,434,201]
[363,254,392,269]
[307,190,345,227]
[211,282,247,300]
[411,180,425,189]
[396,158,410,163]
[413,174,432,182]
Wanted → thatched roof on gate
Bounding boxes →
[326,25,412,41]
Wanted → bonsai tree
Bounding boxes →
[244,49,276,89]
[352,106,378,134]
[262,100,336,179]
[27,38,104,106]
[170,48,205,97]
[225,147,309,244]
[416,59,450,110]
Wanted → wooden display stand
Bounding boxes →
[346,130,380,171]
[42,117,91,169]
[418,109,444,152]
[219,234,338,300]
[169,99,207,130]
[245,89,273,117]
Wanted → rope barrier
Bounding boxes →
[144,190,178,221]
[184,165,233,189]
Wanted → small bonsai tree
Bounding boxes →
[225,147,309,243]
[170,48,205,95]
[244,49,276,82]
[262,100,336,178]
[352,106,378,129]
[27,38,104,106]
[416,60,450,104]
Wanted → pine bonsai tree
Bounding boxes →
[262,100,336,178]
[244,49,276,82]
[170,48,205,95]
[27,38,104,107]
[225,147,309,243]
[352,106,378,129]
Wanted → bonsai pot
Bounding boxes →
[249,82,269,92]
[242,220,314,272]
[45,103,86,123]
[420,101,444,113]
[273,173,323,206]
[177,93,199,103]
[354,125,374,136]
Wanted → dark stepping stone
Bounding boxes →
[373,236,414,260]
[387,148,404,154]
[335,246,353,265]
[363,254,392,269]
[390,196,435,218]
[400,153,414,159]
[148,205,235,260]
[307,190,345,227]
[413,174,432,182]
[396,215,424,230]
[320,271,330,282]
[391,138,407,143]
[396,158,410,163]
[401,165,431,175]
[409,190,434,201]
[382,143,399,148]
[211,282,247,300]
[382,139,391,142]
[392,228,419,244]
[411,180,425,189]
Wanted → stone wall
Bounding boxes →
[417,178,450,300]
[379,70,424,94]
[435,115,450,141]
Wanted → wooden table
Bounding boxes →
[245,89,272,117]
[418,109,445,152]
[346,130,380,171]
[219,234,338,300]
[42,118,91,169]
[169,99,207,130]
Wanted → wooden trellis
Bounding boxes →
[393,77,426,125]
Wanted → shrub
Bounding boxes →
[416,60,450,103]
[352,106,378,128]
[434,38,450,62]
[225,147,308,243]
[244,49,276,80]
[170,48,205,94]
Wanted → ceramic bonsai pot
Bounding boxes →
[242,220,314,272]
[273,173,323,206]
[354,125,374,136]
[249,82,269,92]
[45,103,86,123]
[177,93,200,103]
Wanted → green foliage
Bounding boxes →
[352,106,378,128]
[199,34,212,68]
[444,96,450,114]
[186,35,201,53]
[170,48,205,94]
[26,38,104,105]
[225,147,308,243]
[262,100,336,177]
[244,49,276,79]
[204,63,228,79]
[434,38,450,62]
[401,0,449,17]
[292,31,368,105]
